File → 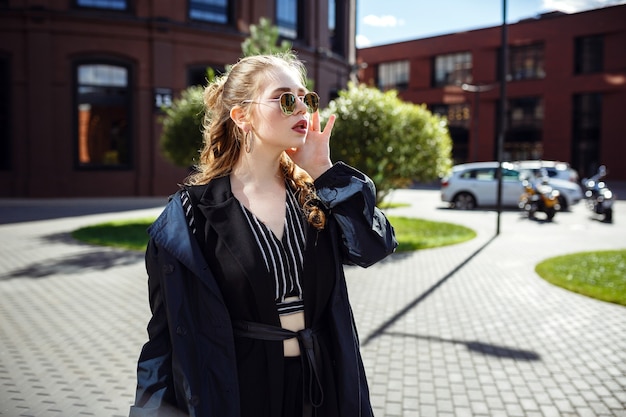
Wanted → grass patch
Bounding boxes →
[72,215,476,253]
[535,250,626,307]
[379,202,410,209]
[387,216,476,252]
[71,218,155,251]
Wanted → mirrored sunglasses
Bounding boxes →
[243,92,319,115]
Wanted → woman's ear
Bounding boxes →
[230,105,248,130]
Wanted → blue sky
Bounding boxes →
[356,0,626,47]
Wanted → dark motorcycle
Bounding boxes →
[582,165,615,223]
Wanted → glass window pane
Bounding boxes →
[434,52,472,87]
[276,0,298,39]
[0,56,9,170]
[378,60,409,90]
[575,35,603,74]
[79,64,128,87]
[189,0,229,23]
[76,0,127,10]
[76,64,131,168]
[509,43,545,80]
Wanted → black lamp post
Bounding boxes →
[496,0,508,235]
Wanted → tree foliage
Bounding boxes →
[322,83,452,203]
[241,17,292,57]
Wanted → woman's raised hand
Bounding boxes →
[287,112,335,180]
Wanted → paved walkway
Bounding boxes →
[0,191,625,417]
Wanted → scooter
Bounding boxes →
[519,175,560,221]
[582,165,615,223]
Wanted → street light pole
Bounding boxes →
[496,0,508,235]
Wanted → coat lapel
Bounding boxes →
[196,176,280,326]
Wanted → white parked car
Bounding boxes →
[512,160,579,182]
[440,162,524,209]
[512,161,583,210]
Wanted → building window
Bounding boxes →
[276,0,302,39]
[329,0,345,56]
[509,43,545,80]
[572,93,602,177]
[431,103,470,129]
[75,63,132,169]
[508,97,543,129]
[189,0,230,24]
[188,65,225,87]
[377,60,409,90]
[0,56,9,170]
[431,103,470,163]
[433,52,472,87]
[75,0,128,10]
[575,35,603,74]
[505,97,544,161]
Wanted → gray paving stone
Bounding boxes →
[1,192,625,416]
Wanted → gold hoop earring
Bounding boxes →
[244,130,254,153]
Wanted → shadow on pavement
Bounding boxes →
[363,234,497,346]
[2,249,144,280]
[381,332,541,361]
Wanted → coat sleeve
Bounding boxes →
[314,162,398,267]
[130,239,186,417]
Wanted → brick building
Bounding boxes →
[0,0,356,197]
[358,5,626,180]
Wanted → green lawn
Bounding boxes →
[387,216,476,251]
[535,250,626,307]
[71,218,156,251]
[71,215,476,253]
[72,217,625,307]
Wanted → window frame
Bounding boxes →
[508,43,545,81]
[432,51,472,87]
[0,54,10,171]
[276,0,304,40]
[572,92,602,177]
[328,0,346,56]
[73,59,134,171]
[187,64,225,87]
[377,60,410,91]
[188,0,232,25]
[574,35,603,74]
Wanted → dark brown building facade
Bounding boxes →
[358,5,626,180]
[0,0,356,197]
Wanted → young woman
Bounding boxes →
[130,52,397,417]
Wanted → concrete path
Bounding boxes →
[0,191,624,417]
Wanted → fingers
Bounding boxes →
[310,111,320,132]
[322,114,336,135]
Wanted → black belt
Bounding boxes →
[233,320,324,416]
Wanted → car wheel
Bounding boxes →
[453,192,476,210]
[558,195,568,211]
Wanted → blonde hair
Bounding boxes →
[186,52,326,230]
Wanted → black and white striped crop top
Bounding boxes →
[181,184,307,316]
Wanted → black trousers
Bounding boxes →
[282,357,304,417]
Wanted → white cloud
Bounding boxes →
[542,0,626,13]
[362,14,405,28]
[356,34,372,48]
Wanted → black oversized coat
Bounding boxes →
[130,162,397,417]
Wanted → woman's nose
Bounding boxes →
[293,96,308,115]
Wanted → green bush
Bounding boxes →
[323,84,452,203]
[159,85,205,168]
